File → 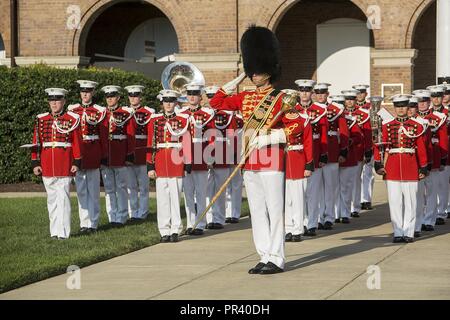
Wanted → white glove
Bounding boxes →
[222,73,247,95]
[249,129,286,150]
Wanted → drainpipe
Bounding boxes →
[10,0,18,67]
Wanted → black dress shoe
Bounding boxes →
[191,228,204,236]
[447,212,450,219]
[436,218,445,225]
[259,262,284,275]
[365,202,373,210]
[335,218,341,223]
[304,228,316,236]
[87,228,97,234]
[206,223,214,229]
[404,236,414,243]
[341,217,350,224]
[393,236,404,243]
[186,228,193,235]
[57,237,67,240]
[323,221,333,230]
[160,235,171,243]
[351,211,360,218]
[318,223,324,230]
[79,227,88,234]
[421,224,426,231]
[414,231,421,238]
[360,202,367,210]
[225,218,232,224]
[51,236,58,239]
[214,223,224,229]
[285,233,292,242]
[230,218,239,224]
[291,234,302,242]
[425,225,434,232]
[248,262,266,274]
[170,233,179,242]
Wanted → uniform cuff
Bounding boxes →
[126,154,135,164]
[31,159,40,169]
[419,166,428,176]
[305,161,315,172]
[184,164,192,174]
[72,158,81,168]
[441,158,448,167]
[374,161,384,172]
[339,148,348,158]
[365,150,373,160]
[427,163,432,172]
[100,158,107,166]
[319,154,328,164]
[147,163,155,172]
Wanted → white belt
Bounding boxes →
[135,135,148,140]
[215,137,230,142]
[192,137,207,143]
[42,142,72,148]
[111,134,127,140]
[389,148,415,154]
[287,144,304,151]
[431,138,439,144]
[83,135,99,141]
[328,131,338,137]
[157,142,182,149]
[313,134,320,140]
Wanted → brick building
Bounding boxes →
[0,0,449,97]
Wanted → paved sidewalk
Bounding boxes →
[1,181,450,300]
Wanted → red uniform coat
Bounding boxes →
[31,111,82,177]
[103,107,135,167]
[326,103,350,163]
[432,105,450,165]
[299,102,328,169]
[345,107,372,161]
[178,106,215,171]
[283,111,314,179]
[231,113,244,165]
[340,114,363,167]
[356,101,371,110]
[131,106,155,165]
[419,110,448,169]
[210,87,286,172]
[146,113,191,178]
[374,117,428,181]
[68,103,108,169]
[211,110,235,169]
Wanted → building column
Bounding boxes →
[437,0,450,83]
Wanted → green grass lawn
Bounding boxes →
[0,196,249,294]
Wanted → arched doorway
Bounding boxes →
[0,34,5,60]
[413,1,436,90]
[275,0,374,91]
[81,1,179,63]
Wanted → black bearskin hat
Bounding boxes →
[240,25,281,83]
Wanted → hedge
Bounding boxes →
[0,64,162,184]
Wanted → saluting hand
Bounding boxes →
[33,166,42,176]
[70,166,79,174]
[148,170,157,179]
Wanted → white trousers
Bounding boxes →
[206,169,215,223]
[183,170,208,230]
[321,163,339,224]
[305,167,324,230]
[285,178,307,235]
[156,177,183,236]
[424,171,439,225]
[43,177,72,238]
[206,168,229,225]
[386,180,418,238]
[351,161,364,213]
[101,166,129,224]
[226,166,243,219]
[361,157,374,203]
[338,166,359,218]
[75,169,100,229]
[437,167,450,219]
[415,177,427,232]
[244,170,285,269]
[127,165,149,219]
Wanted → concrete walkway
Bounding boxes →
[2,181,450,300]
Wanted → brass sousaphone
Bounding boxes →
[161,61,205,103]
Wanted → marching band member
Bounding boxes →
[147,90,191,243]
[316,84,349,230]
[374,95,428,243]
[282,89,314,242]
[295,79,328,236]
[353,84,374,211]
[210,26,287,274]
[443,84,450,219]
[68,80,107,234]
[338,91,364,223]
[427,85,449,225]
[125,85,155,221]
[32,88,81,239]
[101,85,135,226]
[178,83,215,235]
